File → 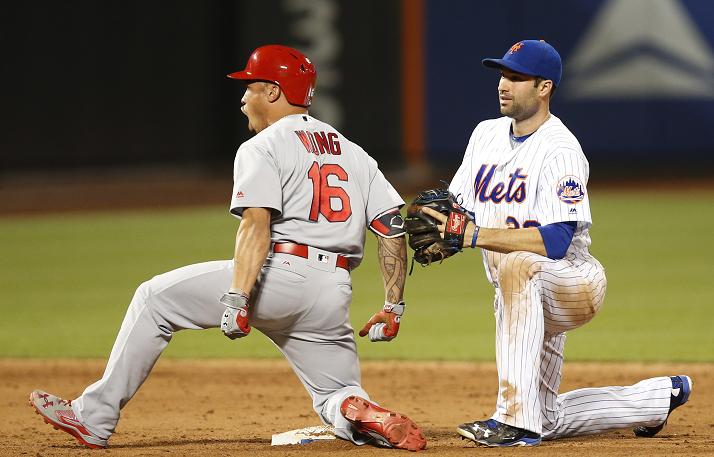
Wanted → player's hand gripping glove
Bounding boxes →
[358,301,405,342]
[404,189,474,266]
[219,290,251,340]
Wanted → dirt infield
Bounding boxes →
[6,359,713,456]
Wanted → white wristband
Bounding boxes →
[383,301,405,316]
[221,291,249,309]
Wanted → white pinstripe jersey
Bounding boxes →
[449,115,594,284]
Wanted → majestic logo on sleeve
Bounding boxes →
[556,176,586,204]
[473,165,528,204]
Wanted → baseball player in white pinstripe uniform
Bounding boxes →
[423,40,692,447]
[29,45,426,452]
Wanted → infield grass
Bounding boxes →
[1,189,712,362]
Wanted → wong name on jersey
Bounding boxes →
[294,130,342,155]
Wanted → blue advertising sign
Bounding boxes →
[425,0,714,168]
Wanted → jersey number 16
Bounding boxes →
[307,162,352,222]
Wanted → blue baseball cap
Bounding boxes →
[482,40,562,87]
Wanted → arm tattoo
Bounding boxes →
[377,235,407,303]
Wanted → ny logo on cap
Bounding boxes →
[509,42,524,54]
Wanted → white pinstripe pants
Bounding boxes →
[491,251,671,437]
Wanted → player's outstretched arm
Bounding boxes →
[421,206,547,257]
[220,207,272,340]
[471,226,547,256]
[358,234,407,342]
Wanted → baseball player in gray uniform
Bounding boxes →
[29,44,426,452]
[422,40,692,447]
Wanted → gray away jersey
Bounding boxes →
[230,114,404,269]
[449,115,593,284]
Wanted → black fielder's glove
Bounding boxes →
[404,189,473,266]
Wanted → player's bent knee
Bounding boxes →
[130,280,153,305]
[128,279,176,335]
[496,251,545,292]
[134,278,169,306]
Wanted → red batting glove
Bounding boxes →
[359,301,405,342]
[219,291,251,339]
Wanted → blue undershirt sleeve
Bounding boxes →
[537,221,577,259]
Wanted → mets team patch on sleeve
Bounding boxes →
[556,176,585,204]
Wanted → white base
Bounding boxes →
[270,425,336,446]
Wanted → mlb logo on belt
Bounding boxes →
[317,253,330,263]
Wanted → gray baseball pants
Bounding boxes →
[71,252,370,444]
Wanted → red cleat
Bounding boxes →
[29,390,107,449]
[340,395,426,452]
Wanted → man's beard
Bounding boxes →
[500,100,536,121]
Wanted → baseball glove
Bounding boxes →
[404,188,473,266]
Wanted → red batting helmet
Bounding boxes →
[227,45,317,107]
